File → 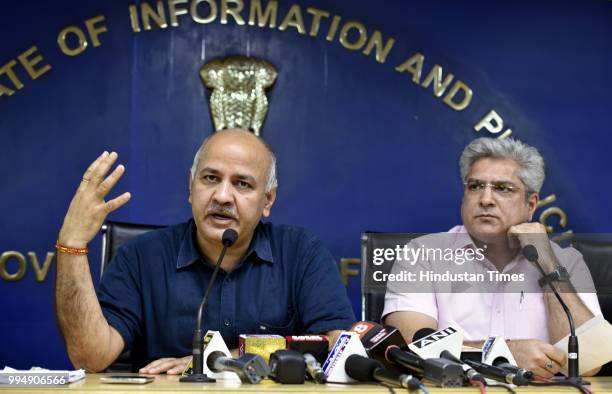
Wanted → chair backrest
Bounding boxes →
[571,237,612,321]
[571,237,612,376]
[361,232,420,322]
[99,220,164,372]
[100,221,165,278]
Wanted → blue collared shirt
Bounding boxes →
[97,220,355,367]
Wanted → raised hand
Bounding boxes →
[58,151,131,248]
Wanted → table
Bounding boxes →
[1,374,611,393]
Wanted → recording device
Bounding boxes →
[239,335,286,363]
[206,351,270,384]
[345,354,421,389]
[523,244,585,383]
[304,353,327,384]
[268,350,306,384]
[180,228,238,383]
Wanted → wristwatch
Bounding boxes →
[538,265,570,287]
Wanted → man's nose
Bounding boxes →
[478,185,496,207]
[212,180,233,204]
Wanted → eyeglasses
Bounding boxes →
[463,179,521,196]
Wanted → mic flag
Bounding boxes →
[322,332,368,383]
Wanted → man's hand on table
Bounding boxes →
[139,356,192,375]
[139,349,240,374]
[507,339,567,378]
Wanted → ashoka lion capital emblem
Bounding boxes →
[200,56,277,136]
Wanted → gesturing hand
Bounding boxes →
[58,151,131,248]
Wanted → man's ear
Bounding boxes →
[262,187,277,217]
[527,192,539,221]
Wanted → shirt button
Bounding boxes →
[224,318,231,327]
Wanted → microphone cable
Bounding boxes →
[530,376,593,394]
[470,379,487,394]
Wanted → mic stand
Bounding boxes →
[180,237,231,383]
[524,245,588,385]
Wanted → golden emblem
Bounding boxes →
[200,56,277,136]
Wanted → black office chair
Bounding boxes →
[571,236,612,376]
[360,232,420,322]
[100,220,165,277]
[100,220,165,372]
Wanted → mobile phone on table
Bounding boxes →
[100,375,155,384]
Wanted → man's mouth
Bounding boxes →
[475,214,498,219]
[207,212,237,222]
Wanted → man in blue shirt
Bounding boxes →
[55,129,355,373]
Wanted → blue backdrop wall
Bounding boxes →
[1,0,611,369]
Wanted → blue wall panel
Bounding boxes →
[1,0,610,368]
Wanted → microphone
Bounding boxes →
[180,228,238,383]
[222,228,239,246]
[523,245,582,383]
[284,335,328,383]
[410,327,463,360]
[439,350,485,384]
[207,351,270,384]
[385,345,464,387]
[463,358,529,386]
[304,353,327,384]
[269,350,306,384]
[493,359,533,383]
[350,321,463,387]
[483,337,533,383]
[345,354,421,389]
[349,321,407,375]
[412,327,484,384]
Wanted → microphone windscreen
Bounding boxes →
[413,327,436,342]
[222,228,239,247]
[345,354,379,382]
[522,245,538,262]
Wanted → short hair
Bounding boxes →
[190,130,278,192]
[459,137,545,194]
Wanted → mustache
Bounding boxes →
[205,203,238,220]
